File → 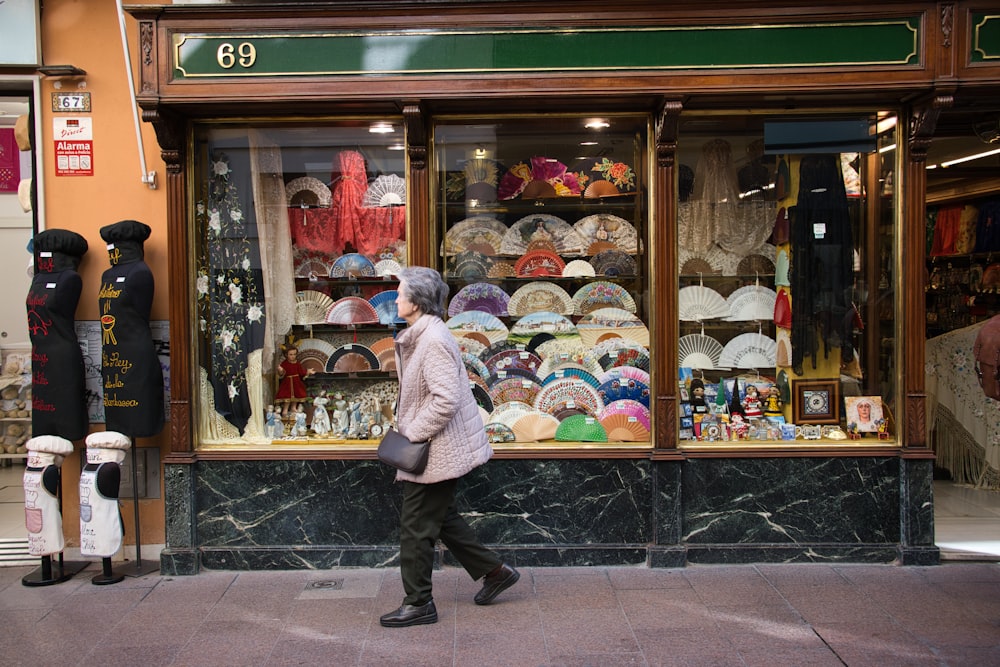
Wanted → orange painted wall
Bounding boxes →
[41,0,169,549]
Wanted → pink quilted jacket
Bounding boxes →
[392,314,492,483]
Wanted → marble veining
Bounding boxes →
[682,458,900,544]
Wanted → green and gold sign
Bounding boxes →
[173,19,920,79]
[972,14,1000,61]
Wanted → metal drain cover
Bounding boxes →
[306,579,344,590]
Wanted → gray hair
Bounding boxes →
[399,266,448,319]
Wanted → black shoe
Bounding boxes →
[474,563,520,605]
[379,600,438,627]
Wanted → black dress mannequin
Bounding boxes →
[27,229,89,441]
[98,220,164,438]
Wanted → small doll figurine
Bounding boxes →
[730,413,750,439]
[293,403,308,437]
[742,384,763,419]
[271,405,285,439]
[877,418,890,440]
[265,404,279,440]
[311,395,332,437]
[275,337,316,405]
[689,378,709,414]
[763,386,783,417]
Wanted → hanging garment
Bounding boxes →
[789,154,855,374]
[329,150,368,253]
[196,151,266,434]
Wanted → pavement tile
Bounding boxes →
[540,607,641,655]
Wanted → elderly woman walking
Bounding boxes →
[380,266,519,628]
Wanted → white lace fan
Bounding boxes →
[725,284,777,321]
[678,285,730,321]
[295,290,335,325]
[718,332,776,369]
[363,174,406,207]
[678,334,724,370]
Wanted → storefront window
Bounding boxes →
[676,112,898,446]
[192,121,408,447]
[433,115,652,447]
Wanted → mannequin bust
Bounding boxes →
[27,229,89,440]
[98,220,164,438]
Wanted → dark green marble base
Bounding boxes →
[685,544,900,565]
[162,454,933,573]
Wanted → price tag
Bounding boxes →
[51,92,91,113]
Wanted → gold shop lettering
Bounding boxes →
[102,351,133,375]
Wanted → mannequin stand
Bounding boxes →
[109,438,158,579]
[22,553,88,587]
[91,556,125,585]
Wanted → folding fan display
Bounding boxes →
[678,245,737,276]
[362,174,406,207]
[296,258,332,279]
[718,332,777,369]
[329,253,376,278]
[725,284,778,321]
[514,249,566,277]
[485,422,517,443]
[533,338,589,364]
[598,365,651,386]
[446,310,509,344]
[507,282,575,317]
[573,214,639,254]
[457,336,488,359]
[326,344,380,373]
[444,216,508,255]
[597,377,651,408]
[324,296,380,325]
[477,339,523,361]
[488,377,544,407]
[483,349,543,376]
[577,308,649,348]
[296,338,337,374]
[511,412,561,442]
[489,400,536,428]
[572,281,637,315]
[370,336,396,366]
[462,352,491,382]
[448,282,510,317]
[678,333,724,370]
[555,414,608,442]
[368,290,406,325]
[374,259,403,277]
[600,413,651,442]
[295,290,335,325]
[471,383,494,414]
[540,367,601,389]
[533,377,605,417]
[590,249,637,276]
[562,259,597,277]
[597,346,650,372]
[509,311,579,343]
[678,285,731,321]
[597,399,651,431]
[499,214,587,256]
[285,176,332,208]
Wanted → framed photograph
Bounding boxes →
[844,396,884,433]
[791,379,840,425]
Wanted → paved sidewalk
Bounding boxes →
[0,561,998,666]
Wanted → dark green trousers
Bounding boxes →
[399,478,502,605]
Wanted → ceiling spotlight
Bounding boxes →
[369,123,394,134]
[585,119,610,129]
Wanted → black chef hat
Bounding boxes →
[100,219,151,245]
[34,229,89,257]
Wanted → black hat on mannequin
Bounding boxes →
[34,229,88,272]
[100,219,151,244]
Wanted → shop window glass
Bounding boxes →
[433,115,652,447]
[676,112,898,446]
[191,121,407,447]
